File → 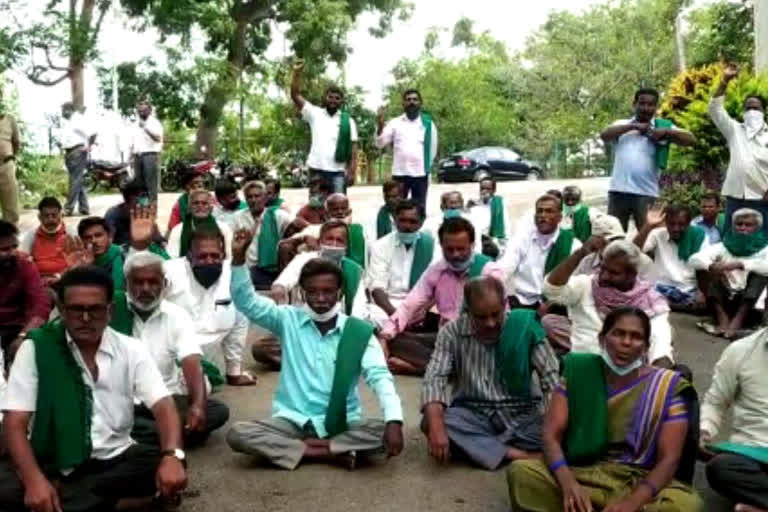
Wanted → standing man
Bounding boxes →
[290,60,358,193]
[59,102,96,217]
[376,89,438,211]
[131,100,164,202]
[0,89,20,224]
[709,63,768,236]
[601,88,695,231]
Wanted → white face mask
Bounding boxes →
[40,223,62,235]
[319,245,346,264]
[302,302,341,323]
[744,110,765,138]
[600,347,643,377]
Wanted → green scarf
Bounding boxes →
[27,322,93,472]
[469,253,493,278]
[572,206,592,243]
[421,111,433,175]
[489,196,506,239]
[94,244,125,291]
[677,225,706,262]
[334,108,353,164]
[324,316,375,437]
[495,309,545,396]
[409,232,435,289]
[376,206,393,239]
[716,212,726,234]
[544,230,575,275]
[710,442,768,465]
[562,353,609,465]
[341,257,363,316]
[179,214,220,258]
[723,230,768,257]
[266,197,284,209]
[178,193,189,221]
[257,207,280,271]
[347,223,366,269]
[148,242,171,260]
[654,118,674,170]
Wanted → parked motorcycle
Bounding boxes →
[161,159,218,192]
[85,159,132,192]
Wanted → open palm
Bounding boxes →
[130,203,157,248]
[62,235,93,268]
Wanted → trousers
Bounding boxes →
[0,159,19,224]
[134,152,160,200]
[607,191,655,232]
[309,168,346,194]
[132,395,230,447]
[706,453,768,509]
[393,175,429,212]
[65,148,89,214]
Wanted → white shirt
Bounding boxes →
[131,116,164,154]
[167,219,233,260]
[59,112,94,150]
[233,208,293,268]
[375,113,438,177]
[301,102,358,173]
[642,227,700,293]
[701,328,768,445]
[501,227,582,305]
[368,231,438,303]
[709,96,768,199]
[544,274,674,362]
[468,199,510,255]
[164,258,248,375]
[3,328,169,462]
[689,241,768,292]
[212,204,244,231]
[273,251,368,319]
[129,300,203,395]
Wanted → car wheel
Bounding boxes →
[526,169,540,181]
[473,169,490,182]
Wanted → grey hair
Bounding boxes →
[464,275,506,309]
[324,193,349,209]
[732,208,764,228]
[242,180,266,193]
[123,251,166,278]
[602,239,643,269]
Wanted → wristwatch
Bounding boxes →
[161,448,187,466]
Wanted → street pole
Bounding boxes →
[675,11,687,72]
[112,64,119,112]
[756,0,768,73]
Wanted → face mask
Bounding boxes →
[443,209,462,219]
[480,193,492,204]
[41,223,62,235]
[192,263,223,288]
[405,105,420,120]
[600,347,643,376]
[562,203,582,216]
[302,301,341,323]
[309,196,324,208]
[319,245,346,264]
[447,254,473,273]
[744,110,765,137]
[397,231,420,246]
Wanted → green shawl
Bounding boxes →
[376,206,393,239]
[562,353,609,464]
[716,212,726,234]
[544,230,576,275]
[489,196,506,239]
[409,232,435,289]
[710,442,768,465]
[347,223,366,269]
[27,322,93,472]
[148,242,171,260]
[654,118,674,170]
[677,225,706,262]
[324,316,375,437]
[495,309,545,396]
[572,206,592,243]
[341,257,363,316]
[257,207,280,271]
[723,230,768,257]
[421,111,433,175]
[334,109,353,164]
[94,244,125,291]
[469,253,493,278]
[179,214,220,258]
[178,193,189,222]
[266,197,284,209]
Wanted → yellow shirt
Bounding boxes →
[0,115,20,159]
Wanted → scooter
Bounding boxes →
[86,159,132,191]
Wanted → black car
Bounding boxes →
[436,147,543,183]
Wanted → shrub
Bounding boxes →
[16,152,68,209]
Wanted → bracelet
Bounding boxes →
[639,479,659,498]
[547,459,567,473]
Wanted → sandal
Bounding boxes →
[696,321,723,337]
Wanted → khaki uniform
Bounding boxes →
[0,115,20,224]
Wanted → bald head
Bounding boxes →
[326,193,351,220]
[464,276,506,344]
[464,276,506,310]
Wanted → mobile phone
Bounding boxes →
[138,195,150,207]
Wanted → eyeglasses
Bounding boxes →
[63,304,109,320]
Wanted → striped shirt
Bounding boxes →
[421,314,560,424]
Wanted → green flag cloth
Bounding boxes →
[334,109,353,164]
[324,316,375,437]
[27,322,93,472]
[709,442,768,465]
[495,309,545,396]
[654,118,674,170]
[469,253,493,279]
[347,223,366,269]
[376,206,393,239]
[572,206,592,243]
[409,232,435,289]
[421,111,433,174]
[562,353,609,465]
[94,244,125,291]
[177,193,189,221]
[489,196,506,239]
[341,257,363,316]
[148,242,170,260]
[544,230,575,275]
[723,230,768,257]
[257,207,280,271]
[716,212,726,234]
[677,225,706,262]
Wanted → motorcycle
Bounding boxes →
[161,159,218,192]
[85,159,132,192]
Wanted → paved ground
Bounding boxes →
[17,177,738,511]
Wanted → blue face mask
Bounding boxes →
[600,348,643,376]
[397,231,420,246]
[447,254,474,273]
[443,209,462,219]
[309,196,323,208]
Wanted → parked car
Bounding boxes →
[436,147,543,183]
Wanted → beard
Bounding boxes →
[405,105,420,120]
[326,105,339,116]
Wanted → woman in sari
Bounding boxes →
[508,307,702,512]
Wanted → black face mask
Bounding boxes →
[192,263,223,288]
[405,105,420,120]
[0,256,16,272]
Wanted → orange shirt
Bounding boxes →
[30,225,68,276]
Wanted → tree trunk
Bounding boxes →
[70,61,85,110]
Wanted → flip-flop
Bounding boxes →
[696,321,723,336]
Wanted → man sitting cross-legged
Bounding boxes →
[0,266,187,512]
[379,217,505,375]
[422,276,559,470]
[117,251,230,447]
[690,208,768,339]
[252,220,368,370]
[227,230,404,470]
[167,189,233,259]
[543,237,674,366]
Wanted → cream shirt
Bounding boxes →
[131,116,164,154]
[233,208,293,268]
[689,241,768,292]
[642,227,702,293]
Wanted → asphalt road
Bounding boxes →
[16,177,736,511]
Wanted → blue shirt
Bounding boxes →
[692,216,722,244]
[230,265,403,437]
[608,118,667,198]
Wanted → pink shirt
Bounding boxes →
[381,258,505,338]
[375,114,439,178]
